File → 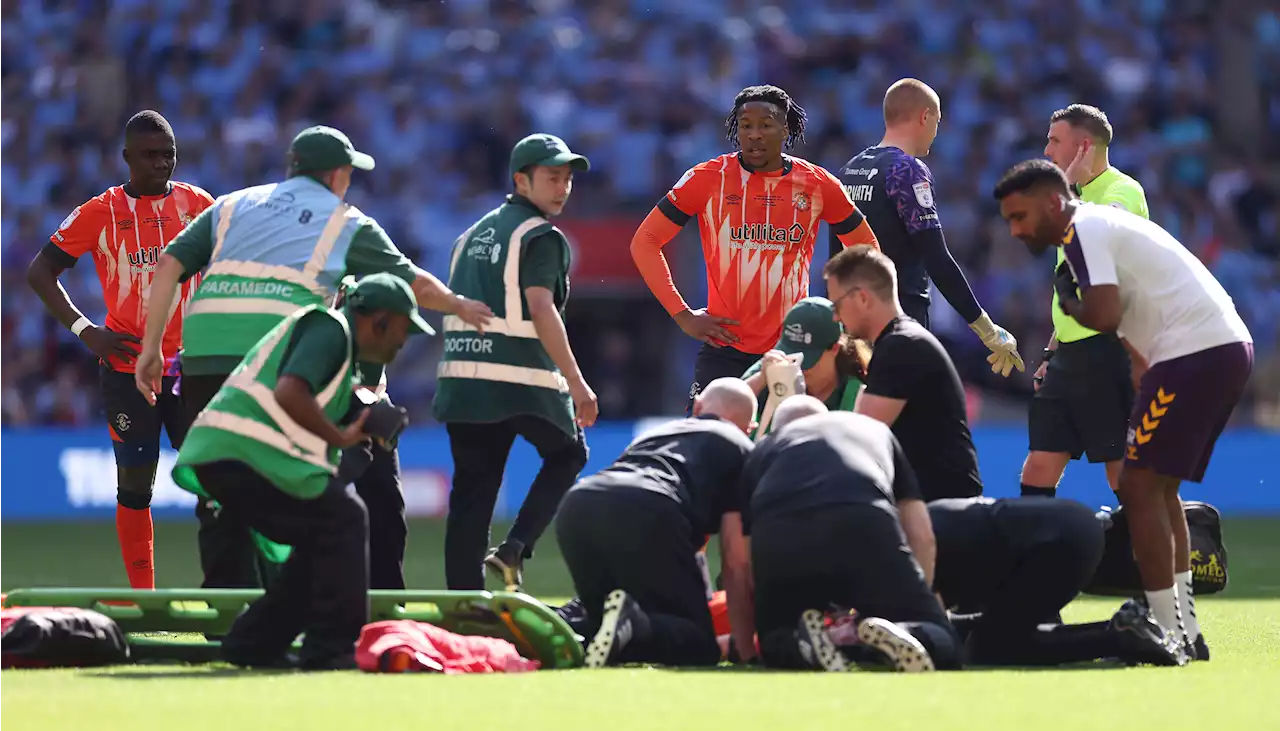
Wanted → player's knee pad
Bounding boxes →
[116,466,156,510]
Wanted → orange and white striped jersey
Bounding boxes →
[649,153,876,353]
[46,182,214,373]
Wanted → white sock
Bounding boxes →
[1177,570,1201,641]
[1145,586,1183,639]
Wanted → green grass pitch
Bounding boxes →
[3,517,1279,730]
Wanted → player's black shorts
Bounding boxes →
[100,365,187,468]
[1028,333,1133,462]
[686,342,764,415]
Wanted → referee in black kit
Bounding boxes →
[823,245,982,502]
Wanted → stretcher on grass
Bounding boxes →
[1,589,584,669]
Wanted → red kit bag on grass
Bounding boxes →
[2,607,130,669]
[356,620,540,674]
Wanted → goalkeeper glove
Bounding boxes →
[969,310,1025,378]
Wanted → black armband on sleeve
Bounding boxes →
[40,242,78,270]
[656,197,692,227]
[829,208,865,236]
[911,227,983,323]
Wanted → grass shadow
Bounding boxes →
[84,665,296,680]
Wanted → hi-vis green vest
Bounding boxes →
[432,200,575,436]
[181,177,366,362]
[173,305,354,500]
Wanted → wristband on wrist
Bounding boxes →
[70,316,94,337]
[1042,348,1055,363]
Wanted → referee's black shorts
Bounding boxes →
[1029,333,1134,463]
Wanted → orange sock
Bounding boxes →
[116,505,155,590]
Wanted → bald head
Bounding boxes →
[883,78,940,127]
[693,378,759,434]
[772,395,828,432]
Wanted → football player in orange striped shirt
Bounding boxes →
[27,110,214,590]
[630,85,879,413]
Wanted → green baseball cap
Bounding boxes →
[289,126,375,174]
[346,272,434,335]
[775,297,842,371]
[509,133,590,177]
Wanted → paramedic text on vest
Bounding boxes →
[135,125,493,592]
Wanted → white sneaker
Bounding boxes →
[856,617,935,672]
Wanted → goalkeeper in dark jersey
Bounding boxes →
[833,78,1022,378]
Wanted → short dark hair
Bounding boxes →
[823,245,896,303]
[992,159,1071,201]
[512,163,535,190]
[1050,104,1113,146]
[725,85,807,151]
[124,110,174,142]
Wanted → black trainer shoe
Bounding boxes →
[1109,601,1187,667]
[1187,633,1211,662]
[554,596,590,638]
[796,609,848,671]
[585,590,650,668]
[856,617,935,672]
[484,543,524,592]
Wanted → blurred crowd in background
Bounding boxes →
[3,0,1278,428]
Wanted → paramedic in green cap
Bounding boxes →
[433,133,597,593]
[138,125,491,593]
[171,272,432,670]
[741,297,869,438]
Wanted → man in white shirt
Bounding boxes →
[992,159,1253,664]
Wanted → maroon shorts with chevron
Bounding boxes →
[1125,342,1254,482]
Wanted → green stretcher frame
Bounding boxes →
[1,588,584,670]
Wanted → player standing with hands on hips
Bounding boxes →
[995,159,1253,663]
[27,110,214,590]
[1022,105,1149,499]
[630,85,879,413]
[433,134,596,593]
[834,79,1022,377]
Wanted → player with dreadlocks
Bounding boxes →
[631,85,879,412]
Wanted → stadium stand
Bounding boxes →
[2,0,1277,426]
